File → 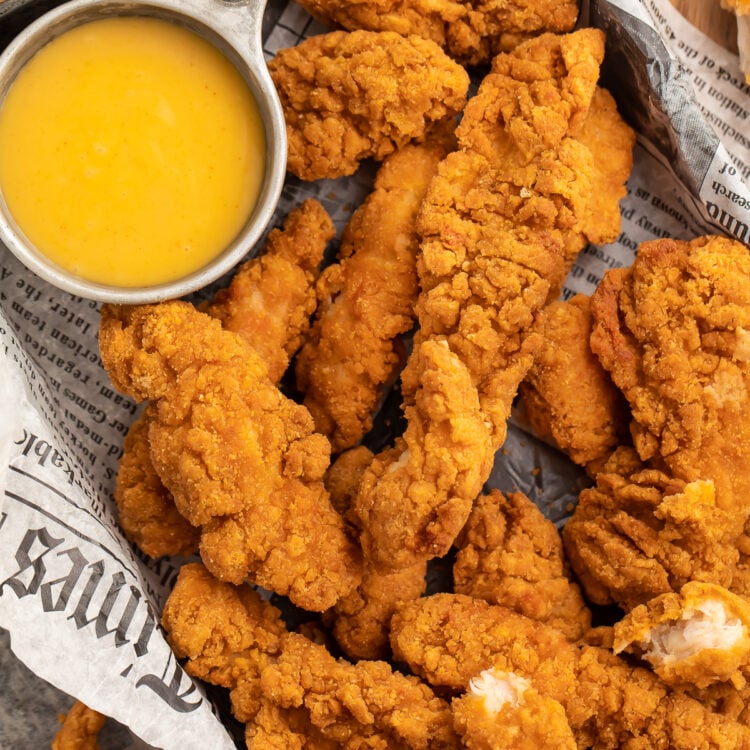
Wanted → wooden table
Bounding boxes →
[669,0,738,52]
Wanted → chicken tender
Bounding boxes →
[294,0,466,50]
[52,701,106,750]
[390,593,750,749]
[562,470,738,610]
[112,201,333,560]
[590,235,750,532]
[296,131,455,451]
[354,338,494,572]
[268,30,469,180]
[324,447,427,661]
[293,0,579,66]
[453,489,590,641]
[162,563,459,748]
[519,294,629,474]
[99,302,360,611]
[613,582,750,689]
[205,198,334,383]
[446,0,579,65]
[451,668,576,749]
[407,29,608,450]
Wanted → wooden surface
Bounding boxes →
[669,0,738,52]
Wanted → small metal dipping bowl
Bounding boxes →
[0,0,287,303]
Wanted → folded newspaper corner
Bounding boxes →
[1,0,750,747]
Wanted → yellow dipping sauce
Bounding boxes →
[0,17,266,287]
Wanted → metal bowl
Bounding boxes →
[0,0,287,303]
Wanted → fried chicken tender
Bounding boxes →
[390,593,750,749]
[519,294,629,474]
[590,235,750,530]
[112,201,333,559]
[114,405,200,558]
[323,447,427,661]
[162,563,460,748]
[453,489,590,641]
[99,302,360,611]
[353,338,494,572]
[205,199,334,383]
[294,0,466,50]
[406,29,608,450]
[52,701,106,750]
[451,668,576,749]
[613,582,750,690]
[576,86,636,248]
[268,30,469,180]
[293,0,579,66]
[562,471,738,610]
[296,131,455,451]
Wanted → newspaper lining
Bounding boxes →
[1,0,750,746]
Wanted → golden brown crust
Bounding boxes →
[590,235,750,527]
[100,302,361,611]
[390,593,750,749]
[408,29,607,449]
[162,564,460,748]
[563,471,738,610]
[114,406,200,558]
[52,702,106,750]
[268,30,469,180]
[519,294,629,472]
[453,489,591,640]
[296,132,455,451]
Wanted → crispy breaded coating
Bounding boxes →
[451,668,576,749]
[446,0,579,65]
[519,294,629,474]
[562,471,738,610]
[52,701,106,750]
[294,0,579,66]
[294,0,465,49]
[268,30,469,180]
[114,405,200,558]
[576,86,636,248]
[331,558,427,661]
[406,29,607,450]
[613,582,750,689]
[296,131,455,451]
[205,199,334,383]
[453,489,590,641]
[99,302,361,611]
[112,201,333,560]
[354,338,494,571]
[324,445,374,518]
[162,564,460,748]
[590,235,750,531]
[324,446,428,661]
[390,593,750,749]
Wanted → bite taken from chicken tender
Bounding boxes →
[268,30,469,180]
[453,489,591,641]
[613,581,750,690]
[590,235,750,531]
[99,301,361,611]
[451,668,576,750]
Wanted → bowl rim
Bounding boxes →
[0,0,287,304]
